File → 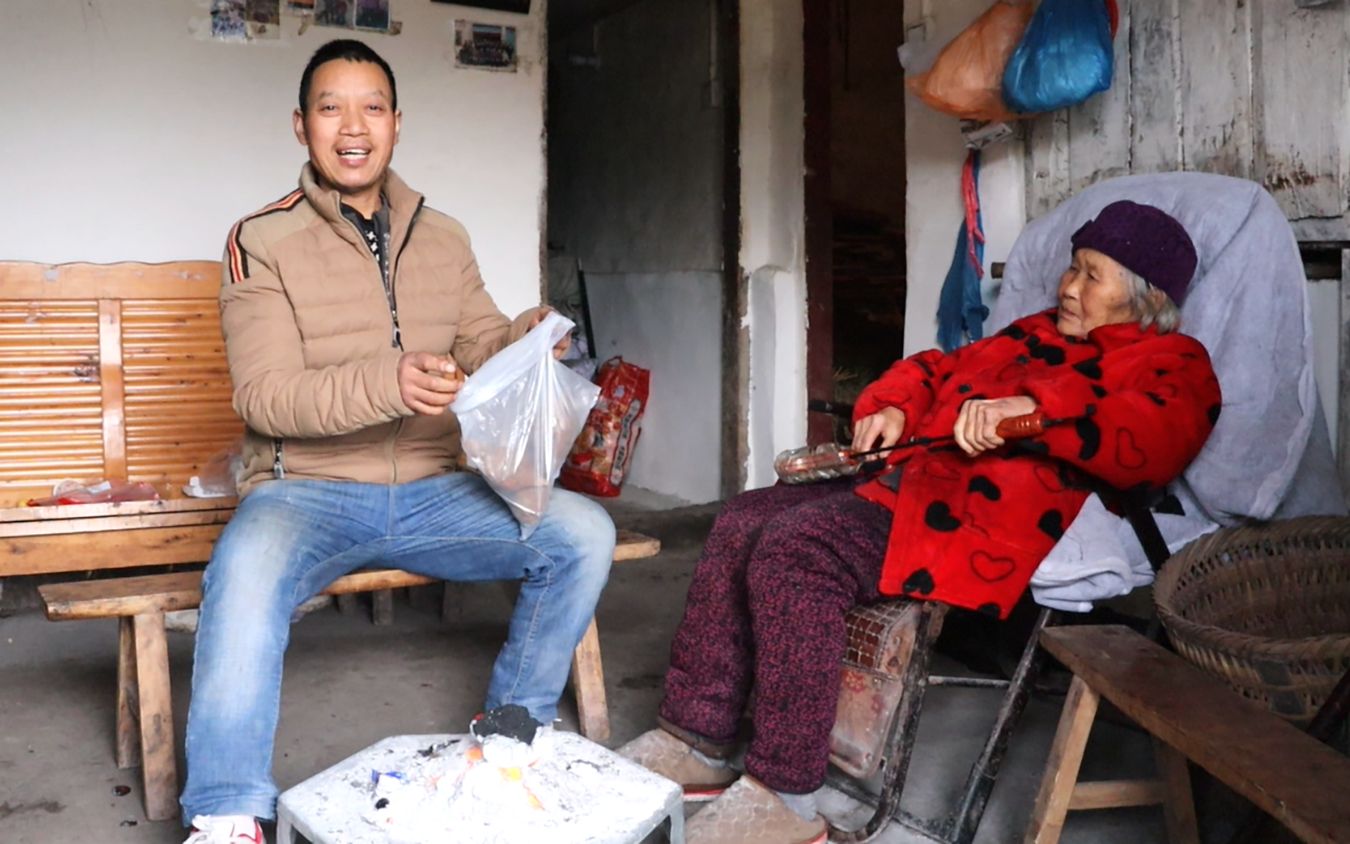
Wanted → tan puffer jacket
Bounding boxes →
[221,164,539,495]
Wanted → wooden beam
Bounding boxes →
[98,299,128,480]
[0,261,220,301]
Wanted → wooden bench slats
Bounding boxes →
[40,530,662,620]
[1039,625,1350,844]
[0,495,239,524]
[0,261,222,301]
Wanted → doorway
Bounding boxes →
[545,0,741,504]
[804,0,908,444]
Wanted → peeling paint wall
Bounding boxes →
[0,0,548,317]
[740,0,808,490]
[548,0,724,504]
[902,0,1026,357]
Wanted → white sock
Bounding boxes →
[775,788,819,821]
[691,747,729,769]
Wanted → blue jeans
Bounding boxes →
[178,473,615,821]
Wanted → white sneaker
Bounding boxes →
[183,815,265,844]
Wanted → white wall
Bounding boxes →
[548,0,724,503]
[0,0,547,318]
[740,0,808,490]
[901,0,1025,357]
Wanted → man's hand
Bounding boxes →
[953,395,1038,456]
[528,307,572,360]
[398,352,464,416]
[851,407,906,452]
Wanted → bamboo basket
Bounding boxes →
[1154,517,1350,725]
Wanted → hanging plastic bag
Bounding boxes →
[906,1,1034,123]
[1002,0,1114,114]
[560,357,650,498]
[451,312,601,538]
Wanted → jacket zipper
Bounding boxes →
[272,437,285,479]
[383,198,423,485]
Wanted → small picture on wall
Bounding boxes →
[314,0,353,28]
[354,0,391,32]
[211,0,247,40]
[287,0,316,14]
[435,0,531,12]
[245,0,282,37]
[454,21,518,72]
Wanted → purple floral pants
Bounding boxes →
[658,479,893,793]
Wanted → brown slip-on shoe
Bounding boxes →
[685,775,827,844]
[617,728,740,801]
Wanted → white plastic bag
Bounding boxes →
[451,312,601,538]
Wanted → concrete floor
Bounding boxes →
[1,492,1227,844]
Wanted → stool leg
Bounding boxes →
[667,801,686,844]
[570,618,609,742]
[1023,675,1100,844]
[276,814,297,844]
[133,612,179,821]
[116,617,141,769]
[1153,737,1199,844]
[372,589,394,626]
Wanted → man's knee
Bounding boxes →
[540,490,616,577]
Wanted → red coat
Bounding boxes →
[853,310,1221,618]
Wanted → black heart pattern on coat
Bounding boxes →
[924,501,961,532]
[967,475,1002,501]
[902,568,936,596]
[1037,509,1065,540]
[1074,417,1101,461]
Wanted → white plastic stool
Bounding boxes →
[276,732,684,843]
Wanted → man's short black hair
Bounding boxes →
[298,39,398,112]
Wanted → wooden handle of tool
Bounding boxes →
[995,410,1048,439]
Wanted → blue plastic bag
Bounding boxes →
[1002,0,1113,114]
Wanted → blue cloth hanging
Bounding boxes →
[1002,0,1114,114]
[937,151,988,353]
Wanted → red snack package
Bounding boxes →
[560,357,650,497]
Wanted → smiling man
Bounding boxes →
[178,40,616,844]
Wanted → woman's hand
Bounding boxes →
[852,407,906,452]
[528,307,572,360]
[953,396,1038,456]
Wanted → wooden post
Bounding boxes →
[1024,676,1100,844]
[570,618,609,742]
[132,612,179,821]
[116,617,141,769]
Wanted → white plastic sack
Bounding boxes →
[451,312,601,538]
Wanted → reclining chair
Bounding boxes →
[823,172,1345,843]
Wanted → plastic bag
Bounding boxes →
[26,479,161,507]
[906,1,1033,123]
[1002,0,1114,114]
[451,312,601,538]
[183,442,243,498]
[559,357,650,498]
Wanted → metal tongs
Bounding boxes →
[774,411,1055,484]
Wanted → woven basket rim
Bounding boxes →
[1154,516,1350,656]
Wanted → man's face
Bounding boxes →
[293,59,400,214]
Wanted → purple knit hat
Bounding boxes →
[1069,200,1198,305]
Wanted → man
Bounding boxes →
[180,40,616,844]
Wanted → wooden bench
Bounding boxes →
[1025,625,1350,844]
[1,261,662,820]
[38,530,659,822]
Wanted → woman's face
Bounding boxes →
[1056,248,1139,338]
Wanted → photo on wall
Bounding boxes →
[314,0,353,28]
[211,0,247,39]
[355,0,390,31]
[434,0,530,12]
[454,20,518,72]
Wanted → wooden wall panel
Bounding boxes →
[1128,0,1182,175]
[1178,0,1253,179]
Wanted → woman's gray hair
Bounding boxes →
[1120,266,1181,333]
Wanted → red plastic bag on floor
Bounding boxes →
[560,357,650,497]
[906,0,1033,123]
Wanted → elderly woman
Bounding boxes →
[620,201,1222,844]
